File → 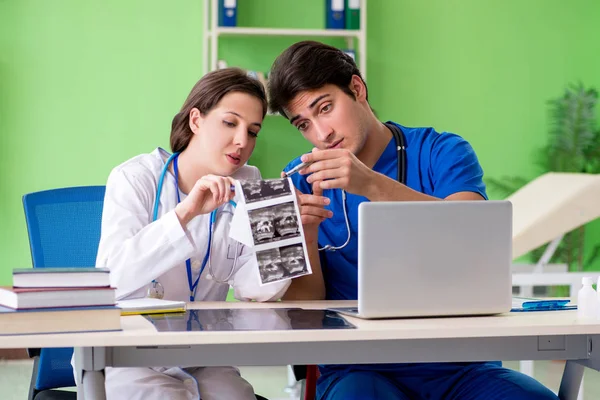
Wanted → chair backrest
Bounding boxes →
[23,186,106,268]
[22,185,106,390]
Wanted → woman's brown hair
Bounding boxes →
[170,68,267,153]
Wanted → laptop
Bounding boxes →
[331,201,513,319]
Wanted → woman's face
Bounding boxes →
[189,91,264,176]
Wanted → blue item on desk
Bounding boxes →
[511,297,577,312]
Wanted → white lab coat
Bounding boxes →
[80,148,291,400]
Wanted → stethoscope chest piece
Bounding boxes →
[147,280,165,299]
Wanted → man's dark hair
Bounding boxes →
[268,41,368,118]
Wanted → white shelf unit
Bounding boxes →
[202,0,368,80]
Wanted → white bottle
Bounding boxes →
[577,277,597,319]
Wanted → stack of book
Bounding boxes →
[0,267,121,335]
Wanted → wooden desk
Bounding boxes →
[1,301,598,400]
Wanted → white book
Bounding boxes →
[13,267,110,288]
[0,286,115,309]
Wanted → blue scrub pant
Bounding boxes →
[316,362,559,400]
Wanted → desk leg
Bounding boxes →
[74,347,107,400]
[558,360,584,400]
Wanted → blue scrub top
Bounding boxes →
[283,122,488,301]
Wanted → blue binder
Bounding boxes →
[218,0,237,27]
[326,0,345,29]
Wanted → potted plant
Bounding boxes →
[487,84,600,274]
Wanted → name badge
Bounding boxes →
[226,244,236,260]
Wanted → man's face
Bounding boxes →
[284,80,369,155]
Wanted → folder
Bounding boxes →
[326,0,345,30]
[345,0,360,30]
[117,298,186,316]
[218,0,237,27]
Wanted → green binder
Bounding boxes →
[345,0,360,30]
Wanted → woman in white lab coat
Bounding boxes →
[94,68,290,400]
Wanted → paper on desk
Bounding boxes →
[229,177,312,286]
[117,298,186,315]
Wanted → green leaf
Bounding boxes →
[485,176,529,197]
[586,244,600,267]
[547,83,598,173]
[490,83,599,270]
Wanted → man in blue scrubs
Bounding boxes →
[270,41,558,400]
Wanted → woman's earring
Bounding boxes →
[147,280,164,299]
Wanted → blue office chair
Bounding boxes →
[22,186,106,400]
[22,185,271,400]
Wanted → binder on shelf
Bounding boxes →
[326,0,345,30]
[216,59,228,70]
[345,0,360,30]
[245,70,268,94]
[218,0,237,27]
[343,49,356,61]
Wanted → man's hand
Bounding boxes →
[300,148,376,197]
[298,182,332,243]
[281,172,332,243]
[280,173,328,301]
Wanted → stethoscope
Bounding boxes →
[318,122,407,252]
[147,152,239,301]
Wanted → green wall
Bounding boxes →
[1,0,599,285]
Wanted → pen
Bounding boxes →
[284,161,315,177]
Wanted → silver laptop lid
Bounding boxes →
[357,201,512,318]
